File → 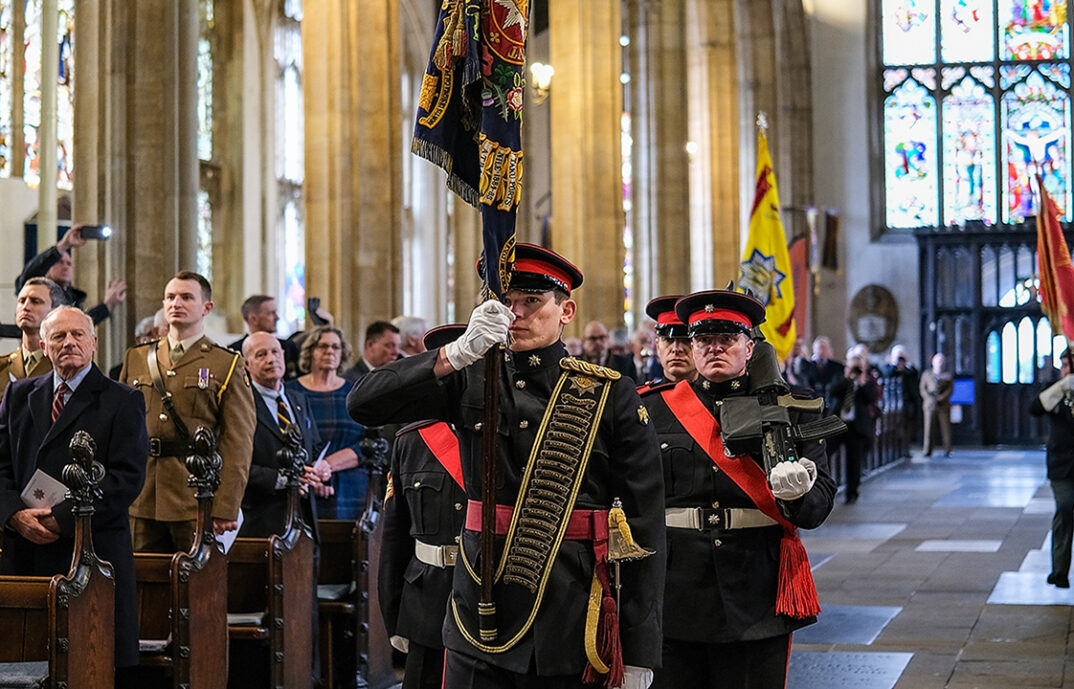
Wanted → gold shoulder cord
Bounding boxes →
[217,352,240,402]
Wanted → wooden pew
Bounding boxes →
[0,431,115,689]
[315,519,357,689]
[227,427,315,689]
[134,426,228,689]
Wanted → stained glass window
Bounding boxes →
[197,0,214,280]
[276,0,304,332]
[56,0,72,188]
[1002,0,1068,60]
[197,0,214,163]
[1002,70,1071,221]
[23,0,40,185]
[0,1,11,177]
[879,2,1074,229]
[196,188,212,282]
[942,77,996,223]
[882,0,936,65]
[986,329,1001,382]
[884,78,938,227]
[942,0,994,62]
[22,0,73,188]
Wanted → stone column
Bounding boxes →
[626,0,690,322]
[686,0,741,289]
[304,0,401,348]
[71,0,129,367]
[37,0,58,254]
[176,0,198,270]
[549,0,625,332]
[451,199,482,319]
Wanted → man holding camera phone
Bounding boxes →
[825,354,879,504]
[15,223,127,325]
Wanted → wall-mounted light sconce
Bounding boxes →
[530,62,555,105]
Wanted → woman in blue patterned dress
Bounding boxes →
[287,325,367,520]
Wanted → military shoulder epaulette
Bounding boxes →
[396,419,442,437]
[206,341,238,354]
[559,357,621,381]
[130,338,161,349]
[638,380,675,396]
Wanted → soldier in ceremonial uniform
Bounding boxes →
[120,271,256,552]
[379,324,469,689]
[641,289,835,689]
[350,244,665,689]
[636,296,696,393]
[0,278,65,397]
[1030,347,1074,589]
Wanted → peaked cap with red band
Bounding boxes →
[645,295,688,339]
[422,324,466,350]
[674,289,766,337]
[477,243,583,295]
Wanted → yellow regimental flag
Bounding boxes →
[738,129,796,361]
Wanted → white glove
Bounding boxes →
[389,635,409,654]
[443,300,514,370]
[1040,375,1074,412]
[769,458,817,501]
[618,666,653,689]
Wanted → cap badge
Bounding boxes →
[528,354,541,367]
[704,304,715,313]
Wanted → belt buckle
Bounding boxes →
[149,438,161,457]
[444,546,458,567]
[702,508,726,529]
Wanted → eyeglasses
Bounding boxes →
[315,343,342,351]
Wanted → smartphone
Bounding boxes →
[308,297,328,325]
[78,225,113,240]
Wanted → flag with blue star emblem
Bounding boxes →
[739,127,796,360]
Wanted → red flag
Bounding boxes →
[1036,175,1074,340]
[787,236,809,340]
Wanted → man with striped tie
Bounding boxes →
[238,331,327,539]
[0,306,148,680]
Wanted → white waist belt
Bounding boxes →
[665,506,778,530]
[414,540,459,568]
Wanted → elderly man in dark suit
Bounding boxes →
[0,305,148,683]
[238,331,326,539]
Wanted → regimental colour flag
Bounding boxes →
[739,127,797,360]
[411,0,528,299]
[1036,174,1074,341]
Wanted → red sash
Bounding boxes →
[660,380,821,619]
[417,422,465,490]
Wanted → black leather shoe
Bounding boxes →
[1048,573,1069,588]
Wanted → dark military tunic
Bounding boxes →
[1030,384,1074,581]
[349,341,666,677]
[641,375,835,644]
[380,420,468,689]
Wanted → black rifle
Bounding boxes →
[718,341,846,510]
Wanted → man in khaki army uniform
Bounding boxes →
[0,277,65,397]
[120,270,256,552]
